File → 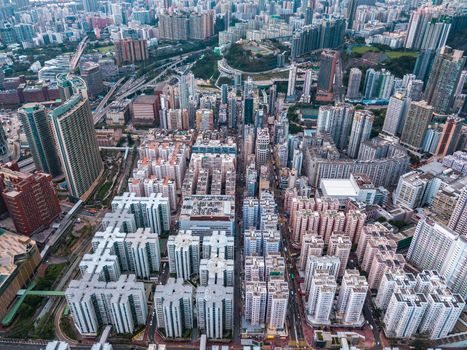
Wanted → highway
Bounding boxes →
[93,77,125,125]
[70,36,88,72]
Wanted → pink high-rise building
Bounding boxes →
[344,210,367,244]
[299,233,324,271]
[319,210,346,244]
[368,251,406,289]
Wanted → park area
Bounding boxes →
[350,45,418,58]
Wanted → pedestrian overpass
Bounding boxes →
[2,282,65,327]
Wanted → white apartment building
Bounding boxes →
[244,228,281,257]
[79,246,121,282]
[407,219,459,272]
[266,280,289,330]
[167,230,200,281]
[245,255,265,282]
[197,285,234,339]
[419,288,465,339]
[327,233,352,277]
[376,269,417,310]
[394,171,440,209]
[384,289,428,338]
[202,231,234,259]
[265,253,286,281]
[243,197,260,230]
[382,269,465,340]
[244,281,267,327]
[367,250,406,290]
[448,185,467,235]
[299,233,324,271]
[199,256,234,287]
[125,228,161,279]
[154,278,194,338]
[440,235,467,298]
[65,274,148,335]
[336,270,368,325]
[306,270,337,325]
[304,255,340,293]
[111,192,171,234]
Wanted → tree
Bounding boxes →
[410,333,432,350]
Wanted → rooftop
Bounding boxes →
[320,179,359,197]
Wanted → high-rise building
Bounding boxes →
[244,255,265,282]
[346,68,362,99]
[440,235,467,299]
[304,255,340,293]
[244,281,267,327]
[114,39,148,66]
[66,274,147,335]
[383,289,428,338]
[375,270,417,310]
[435,116,462,157]
[327,233,351,277]
[413,49,437,83]
[317,104,354,150]
[82,0,97,12]
[299,233,324,271]
[178,73,195,109]
[154,278,194,338]
[336,270,367,325]
[18,104,62,178]
[382,92,411,136]
[132,95,159,128]
[400,100,433,151]
[363,69,395,100]
[448,185,467,235]
[266,279,289,330]
[306,270,337,325]
[111,192,171,234]
[49,77,103,198]
[424,46,466,114]
[394,171,439,209]
[255,128,270,168]
[419,281,465,339]
[317,50,338,93]
[196,109,214,130]
[405,6,451,51]
[202,231,234,259]
[80,62,104,98]
[407,219,459,272]
[199,256,234,287]
[189,11,214,40]
[124,228,161,279]
[344,210,366,245]
[0,168,61,236]
[407,79,424,101]
[347,110,374,158]
[196,285,234,339]
[167,230,200,281]
[244,95,254,125]
[291,18,346,59]
[302,69,313,103]
[287,64,297,97]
